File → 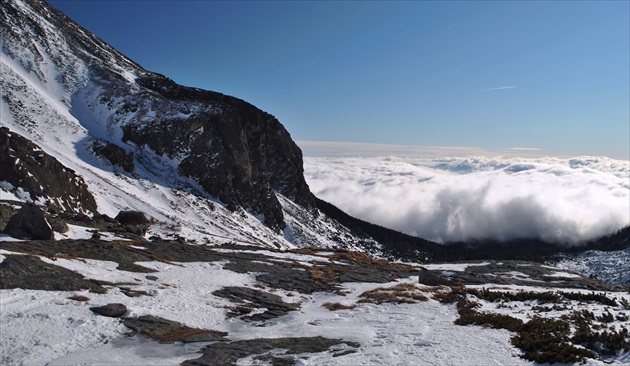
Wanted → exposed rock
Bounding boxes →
[3,0,315,234]
[90,303,128,317]
[72,213,93,223]
[418,268,452,286]
[92,140,134,173]
[0,203,18,231]
[123,224,146,236]
[122,315,227,343]
[433,260,625,291]
[213,286,300,321]
[0,127,97,214]
[3,203,54,240]
[47,215,69,234]
[121,75,315,233]
[92,214,118,226]
[115,210,149,225]
[182,336,360,366]
[0,254,106,293]
[0,240,158,273]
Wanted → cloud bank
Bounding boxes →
[304,157,630,245]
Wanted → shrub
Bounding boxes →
[562,292,618,307]
[511,316,593,364]
[431,285,465,303]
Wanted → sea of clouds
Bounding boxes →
[303,156,630,245]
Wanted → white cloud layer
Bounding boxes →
[304,156,630,245]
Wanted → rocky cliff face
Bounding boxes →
[1,0,313,232]
[123,74,314,231]
[0,127,97,214]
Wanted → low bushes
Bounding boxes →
[440,286,630,364]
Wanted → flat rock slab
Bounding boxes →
[213,286,300,322]
[0,254,106,293]
[90,303,128,317]
[122,315,227,343]
[182,336,361,366]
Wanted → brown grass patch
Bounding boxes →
[67,295,90,302]
[308,265,338,281]
[359,283,429,305]
[225,305,254,316]
[322,302,357,311]
[119,287,153,297]
[330,250,416,270]
[429,285,466,303]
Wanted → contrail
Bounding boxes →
[480,85,517,92]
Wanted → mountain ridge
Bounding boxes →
[1,0,314,235]
[1,2,629,365]
[1,0,628,258]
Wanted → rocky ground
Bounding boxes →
[1,220,629,365]
[1,201,629,365]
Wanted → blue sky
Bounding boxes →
[49,0,629,159]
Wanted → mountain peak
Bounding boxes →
[2,0,313,232]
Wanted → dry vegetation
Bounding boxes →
[435,285,630,364]
[359,283,429,305]
[67,294,90,302]
[322,302,357,311]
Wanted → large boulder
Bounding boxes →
[90,303,128,318]
[3,204,54,240]
[115,210,150,225]
[417,268,452,286]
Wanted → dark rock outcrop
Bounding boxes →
[3,203,54,240]
[0,127,97,214]
[90,303,128,318]
[115,210,149,225]
[0,254,106,293]
[430,260,625,291]
[123,75,314,232]
[213,286,300,321]
[122,315,227,343]
[417,268,452,286]
[92,141,134,173]
[183,337,360,366]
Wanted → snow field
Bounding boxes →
[1,247,629,365]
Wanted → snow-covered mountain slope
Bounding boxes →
[0,0,378,250]
[1,2,629,365]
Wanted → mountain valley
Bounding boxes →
[1,0,629,365]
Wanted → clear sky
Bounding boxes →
[48,0,629,159]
